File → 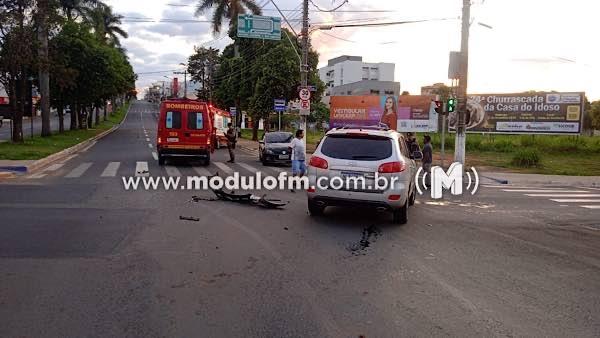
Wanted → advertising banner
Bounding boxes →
[448,92,585,134]
[329,95,438,132]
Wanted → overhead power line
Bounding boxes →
[309,0,349,12]
[165,3,396,13]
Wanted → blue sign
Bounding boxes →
[274,99,286,112]
[229,107,237,116]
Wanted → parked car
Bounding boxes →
[258,131,294,165]
[306,126,422,224]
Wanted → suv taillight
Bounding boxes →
[378,161,405,173]
[309,156,328,169]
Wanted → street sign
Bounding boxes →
[229,107,237,116]
[274,99,286,112]
[299,99,310,115]
[237,14,281,40]
[299,88,311,101]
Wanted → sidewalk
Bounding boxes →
[480,171,600,187]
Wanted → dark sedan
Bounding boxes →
[259,132,293,165]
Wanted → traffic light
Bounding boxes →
[434,100,443,114]
[447,98,456,113]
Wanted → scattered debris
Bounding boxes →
[283,226,289,231]
[179,216,199,222]
[137,170,149,174]
[347,225,382,255]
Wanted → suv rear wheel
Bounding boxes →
[308,200,325,216]
[392,201,408,224]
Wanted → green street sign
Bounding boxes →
[237,14,281,41]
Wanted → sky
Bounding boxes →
[105,0,600,101]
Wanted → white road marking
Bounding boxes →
[146,137,150,142]
[101,162,120,177]
[213,162,233,175]
[152,152,158,160]
[550,199,600,203]
[503,189,588,193]
[581,205,600,209]
[148,143,153,148]
[269,166,285,173]
[193,166,212,176]
[65,162,93,178]
[164,165,182,177]
[46,163,65,171]
[135,161,149,177]
[525,194,600,197]
[27,172,47,179]
[237,162,258,173]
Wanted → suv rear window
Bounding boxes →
[166,111,181,129]
[320,134,392,160]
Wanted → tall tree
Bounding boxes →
[195,0,262,34]
[187,46,219,101]
[86,3,128,46]
[58,0,99,21]
[37,0,51,136]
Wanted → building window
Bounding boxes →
[370,67,379,80]
[384,90,394,95]
[347,91,352,95]
[370,89,380,95]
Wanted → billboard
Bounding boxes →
[448,92,585,134]
[329,95,438,132]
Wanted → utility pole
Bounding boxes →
[454,0,470,165]
[300,0,309,152]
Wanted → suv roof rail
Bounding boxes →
[333,124,390,131]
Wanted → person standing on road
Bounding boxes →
[289,129,306,192]
[422,135,433,187]
[226,123,236,163]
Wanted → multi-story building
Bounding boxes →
[318,55,399,105]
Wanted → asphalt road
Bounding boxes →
[0,114,65,141]
[1,101,599,337]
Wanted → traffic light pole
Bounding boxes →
[454,0,471,165]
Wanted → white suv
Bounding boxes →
[306,127,422,224]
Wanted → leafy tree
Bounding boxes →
[589,100,600,131]
[58,0,99,21]
[194,0,262,34]
[0,0,37,142]
[86,3,128,46]
[187,46,219,101]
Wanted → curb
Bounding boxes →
[2,104,130,176]
[0,172,15,179]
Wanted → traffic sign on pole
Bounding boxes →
[274,99,286,112]
[299,88,311,101]
[229,107,237,116]
[237,14,281,40]
[299,99,310,115]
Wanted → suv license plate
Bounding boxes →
[341,171,364,179]
[167,137,179,142]
[278,155,289,159]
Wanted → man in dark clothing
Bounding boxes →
[422,135,433,187]
[226,123,236,163]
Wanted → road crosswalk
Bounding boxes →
[24,159,290,180]
[484,185,600,210]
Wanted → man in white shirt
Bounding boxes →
[289,129,306,192]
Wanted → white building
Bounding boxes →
[318,55,395,92]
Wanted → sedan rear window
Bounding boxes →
[320,134,392,160]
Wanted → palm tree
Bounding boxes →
[87,4,128,46]
[195,0,262,34]
[59,0,100,21]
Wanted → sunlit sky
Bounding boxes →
[105,0,600,101]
